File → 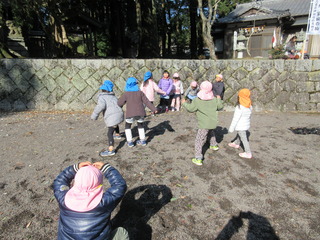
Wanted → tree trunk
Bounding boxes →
[189,0,198,59]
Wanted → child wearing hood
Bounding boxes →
[140,71,166,109]
[53,161,128,240]
[228,88,253,159]
[158,70,173,113]
[184,81,199,102]
[91,80,124,157]
[182,81,224,166]
[118,77,157,147]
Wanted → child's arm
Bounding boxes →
[117,94,126,107]
[229,107,242,133]
[165,79,174,95]
[142,92,157,112]
[153,81,166,95]
[182,98,198,112]
[91,96,106,120]
[216,98,224,111]
[180,82,184,95]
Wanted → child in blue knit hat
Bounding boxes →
[91,80,124,156]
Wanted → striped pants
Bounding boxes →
[195,129,217,160]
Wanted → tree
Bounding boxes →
[198,0,220,60]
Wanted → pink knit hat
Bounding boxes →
[190,81,198,87]
[173,73,180,78]
[65,165,103,212]
[197,81,214,100]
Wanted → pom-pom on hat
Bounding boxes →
[125,77,139,92]
[238,88,252,108]
[197,81,214,100]
[65,165,104,212]
[144,71,153,82]
[216,74,223,79]
[100,80,114,92]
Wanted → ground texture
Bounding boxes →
[0,110,319,240]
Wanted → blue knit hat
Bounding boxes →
[144,71,152,82]
[124,77,139,92]
[100,80,114,92]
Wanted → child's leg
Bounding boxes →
[176,96,181,111]
[114,125,120,135]
[208,129,217,146]
[107,127,115,151]
[125,120,133,143]
[195,129,208,160]
[137,121,145,140]
[238,130,251,153]
[171,97,176,109]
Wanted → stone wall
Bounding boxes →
[0,59,319,112]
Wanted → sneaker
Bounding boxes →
[165,107,169,113]
[192,158,203,166]
[136,139,147,146]
[127,141,135,148]
[210,145,219,151]
[228,142,240,149]
[100,150,115,157]
[239,152,252,159]
[113,135,121,140]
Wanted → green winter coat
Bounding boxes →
[182,97,224,129]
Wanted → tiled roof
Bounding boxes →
[218,0,311,23]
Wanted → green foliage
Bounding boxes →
[96,33,111,57]
[269,45,286,59]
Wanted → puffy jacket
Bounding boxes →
[229,105,252,132]
[91,92,124,127]
[53,164,127,240]
[158,78,173,95]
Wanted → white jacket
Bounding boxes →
[229,105,252,132]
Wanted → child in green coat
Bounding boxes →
[182,80,224,165]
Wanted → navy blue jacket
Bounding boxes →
[53,164,127,240]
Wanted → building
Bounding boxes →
[216,0,320,59]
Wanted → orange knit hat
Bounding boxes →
[238,88,251,108]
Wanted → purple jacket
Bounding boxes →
[158,78,173,95]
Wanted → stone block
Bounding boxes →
[243,60,258,71]
[146,59,159,70]
[78,67,95,80]
[48,66,64,79]
[316,82,320,91]
[215,60,228,71]
[0,99,12,111]
[258,60,273,70]
[274,59,284,72]
[308,71,320,81]
[232,67,248,80]
[312,60,320,71]
[103,59,116,70]
[71,74,87,92]
[36,66,49,79]
[281,80,296,92]
[284,60,296,71]
[29,75,45,92]
[261,69,280,84]
[31,59,45,71]
[117,59,133,70]
[56,74,73,92]
[107,67,122,81]
[274,91,290,105]
[283,102,296,111]
[13,99,26,110]
[290,72,308,82]
[289,93,310,104]
[229,60,243,70]
[62,88,80,103]
[295,60,312,72]
[310,92,320,103]
[87,59,102,70]
[254,79,268,92]
[248,68,266,82]
[71,59,87,70]
[278,71,290,83]
[44,75,57,92]
[296,81,315,93]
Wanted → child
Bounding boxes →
[182,80,224,166]
[118,77,157,147]
[158,70,173,113]
[91,80,124,157]
[53,161,128,240]
[140,71,166,112]
[228,88,253,159]
[170,72,184,111]
[212,74,225,100]
[184,81,199,102]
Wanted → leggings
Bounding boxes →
[233,130,251,154]
[125,122,144,129]
[107,125,120,147]
[159,98,171,108]
[195,129,217,160]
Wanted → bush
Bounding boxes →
[269,44,286,59]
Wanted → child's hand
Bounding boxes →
[181,98,186,104]
[93,162,105,170]
[79,161,92,168]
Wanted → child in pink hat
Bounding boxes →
[53,161,128,239]
[170,73,184,111]
[182,81,224,166]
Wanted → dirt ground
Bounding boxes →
[0,109,319,240]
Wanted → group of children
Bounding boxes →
[54,70,253,240]
[91,70,252,162]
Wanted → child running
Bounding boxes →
[212,74,225,100]
[140,71,166,114]
[158,70,173,113]
[228,88,253,159]
[91,80,124,157]
[184,81,199,102]
[118,77,157,147]
[170,73,184,111]
[182,80,224,166]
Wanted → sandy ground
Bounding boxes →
[0,109,319,240]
